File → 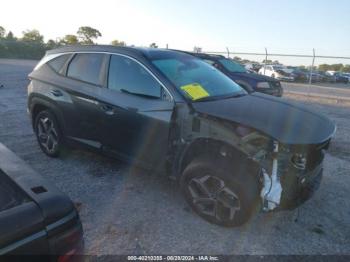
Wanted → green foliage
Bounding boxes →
[0,25,102,59]
[60,34,79,45]
[46,39,60,50]
[343,65,350,73]
[77,26,102,44]
[6,31,16,41]
[111,39,126,46]
[318,63,350,72]
[0,26,5,38]
[21,29,44,43]
[0,27,48,59]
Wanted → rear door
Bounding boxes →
[62,53,109,146]
[99,54,174,169]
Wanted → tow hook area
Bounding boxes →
[260,141,282,211]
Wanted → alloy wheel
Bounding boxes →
[37,116,59,154]
[187,175,240,222]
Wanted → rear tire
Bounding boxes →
[34,110,63,157]
[180,156,260,227]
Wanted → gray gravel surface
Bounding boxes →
[0,59,349,255]
[283,81,350,98]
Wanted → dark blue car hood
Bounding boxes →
[193,93,336,145]
[228,71,278,83]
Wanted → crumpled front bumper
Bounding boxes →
[277,164,323,210]
[260,141,326,212]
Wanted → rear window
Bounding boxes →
[219,59,246,73]
[47,54,71,73]
[0,170,29,212]
[67,53,105,85]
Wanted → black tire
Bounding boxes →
[180,155,260,227]
[34,110,63,157]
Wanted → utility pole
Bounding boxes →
[308,48,316,100]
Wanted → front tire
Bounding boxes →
[34,110,63,157]
[180,156,260,227]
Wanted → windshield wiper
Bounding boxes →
[193,96,218,102]
[120,88,159,99]
[193,92,246,102]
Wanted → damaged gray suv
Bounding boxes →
[27,46,336,227]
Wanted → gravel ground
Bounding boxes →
[0,59,349,255]
[283,81,350,98]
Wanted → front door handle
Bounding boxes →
[51,89,63,97]
[100,104,115,115]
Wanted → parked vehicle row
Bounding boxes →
[27,46,335,227]
[257,64,349,84]
[183,52,283,97]
[258,65,295,82]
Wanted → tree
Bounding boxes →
[21,29,44,43]
[331,64,344,71]
[60,34,79,45]
[318,64,331,72]
[343,65,350,73]
[46,39,59,49]
[77,26,101,44]
[111,39,126,46]
[149,42,158,48]
[6,31,16,41]
[0,26,5,38]
[234,56,242,61]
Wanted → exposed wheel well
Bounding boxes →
[179,138,255,176]
[31,103,50,125]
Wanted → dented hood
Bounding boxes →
[193,93,336,145]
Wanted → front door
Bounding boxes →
[99,54,174,169]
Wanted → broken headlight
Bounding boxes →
[291,153,307,170]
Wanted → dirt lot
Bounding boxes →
[0,59,349,255]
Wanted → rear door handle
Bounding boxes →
[100,104,115,115]
[51,89,63,97]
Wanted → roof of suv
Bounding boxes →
[46,45,192,60]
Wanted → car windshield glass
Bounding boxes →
[218,58,246,73]
[152,56,245,101]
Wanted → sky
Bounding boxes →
[1,0,350,65]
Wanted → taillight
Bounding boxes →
[57,248,78,262]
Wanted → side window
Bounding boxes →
[108,55,161,98]
[47,54,71,74]
[0,170,29,212]
[67,53,105,85]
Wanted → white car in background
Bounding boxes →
[259,65,295,82]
